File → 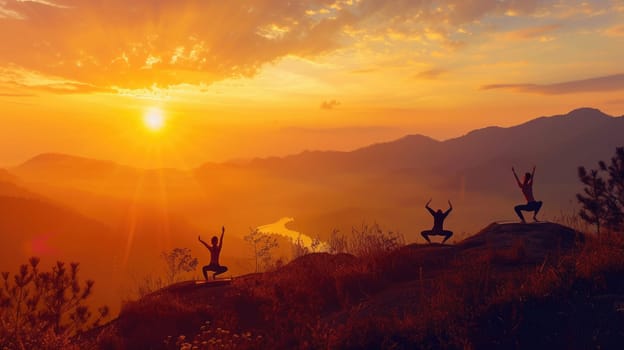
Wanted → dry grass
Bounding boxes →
[90,225,624,349]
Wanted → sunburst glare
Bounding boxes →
[144,107,165,132]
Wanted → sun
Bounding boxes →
[144,107,165,131]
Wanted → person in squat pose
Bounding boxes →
[198,226,228,280]
[421,199,453,244]
[512,166,543,223]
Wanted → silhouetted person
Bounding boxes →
[512,166,543,223]
[421,199,453,244]
[198,226,228,280]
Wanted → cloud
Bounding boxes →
[320,99,340,110]
[0,0,65,19]
[0,0,555,91]
[604,24,624,37]
[0,92,34,97]
[0,65,114,94]
[481,73,624,94]
[350,68,377,74]
[605,98,624,105]
[545,0,609,19]
[0,1,23,19]
[15,0,67,9]
[505,24,560,41]
[0,0,359,90]
[24,82,114,94]
[283,125,398,135]
[415,68,447,80]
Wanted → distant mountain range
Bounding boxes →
[7,107,624,230]
[1,107,623,312]
[240,107,622,182]
[8,108,624,228]
[201,107,624,234]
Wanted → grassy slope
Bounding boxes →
[90,222,624,349]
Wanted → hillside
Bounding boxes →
[0,196,123,311]
[87,222,624,349]
[0,168,35,198]
[12,153,201,203]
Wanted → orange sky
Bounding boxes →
[1,0,624,168]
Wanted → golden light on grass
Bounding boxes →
[144,107,165,132]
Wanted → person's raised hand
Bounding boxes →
[448,200,452,207]
[426,198,432,206]
[222,226,225,234]
[198,235,202,241]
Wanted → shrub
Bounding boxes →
[578,147,624,234]
[134,247,199,298]
[244,229,279,272]
[0,257,108,349]
[348,223,405,258]
[163,248,199,284]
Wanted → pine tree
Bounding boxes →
[601,147,624,228]
[577,147,624,234]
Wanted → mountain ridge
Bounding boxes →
[6,106,624,242]
[12,107,620,172]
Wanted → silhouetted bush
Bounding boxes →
[0,257,108,349]
[578,147,624,234]
[244,229,278,272]
[163,248,199,284]
[349,223,405,258]
[134,247,199,298]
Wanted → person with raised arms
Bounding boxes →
[198,226,228,280]
[512,166,543,223]
[421,199,454,244]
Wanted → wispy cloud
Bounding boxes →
[605,98,624,105]
[0,0,67,19]
[414,68,447,80]
[604,24,624,37]
[350,68,377,74]
[0,65,114,94]
[482,74,624,94]
[320,99,340,110]
[0,0,24,19]
[16,0,68,8]
[0,92,34,97]
[505,24,560,41]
